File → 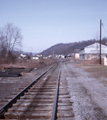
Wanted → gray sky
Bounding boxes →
[0,0,107,53]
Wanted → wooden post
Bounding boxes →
[100,19,102,65]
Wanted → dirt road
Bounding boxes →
[61,61,107,120]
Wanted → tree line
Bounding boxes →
[0,23,22,64]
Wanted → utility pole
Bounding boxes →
[100,19,102,65]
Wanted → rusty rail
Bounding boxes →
[0,65,55,118]
[51,68,61,120]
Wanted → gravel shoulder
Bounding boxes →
[61,61,107,120]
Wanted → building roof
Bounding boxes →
[80,42,107,50]
[74,49,80,53]
[79,42,107,54]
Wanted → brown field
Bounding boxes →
[73,58,107,79]
[0,58,56,71]
[76,63,107,79]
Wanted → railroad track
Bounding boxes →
[0,63,74,120]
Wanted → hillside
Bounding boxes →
[41,38,107,56]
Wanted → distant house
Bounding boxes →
[20,54,26,58]
[79,42,107,60]
[74,46,85,59]
[74,49,80,59]
[32,57,39,60]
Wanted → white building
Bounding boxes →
[32,57,39,60]
[20,54,26,58]
[79,42,107,60]
[74,49,80,59]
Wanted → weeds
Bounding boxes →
[0,58,56,71]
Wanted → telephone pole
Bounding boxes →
[100,19,102,65]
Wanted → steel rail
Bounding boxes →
[51,68,61,120]
[0,64,55,118]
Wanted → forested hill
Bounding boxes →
[41,38,107,56]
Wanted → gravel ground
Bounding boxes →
[61,61,107,120]
[0,65,52,103]
[1,60,107,120]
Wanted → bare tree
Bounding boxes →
[0,23,22,51]
[0,23,22,63]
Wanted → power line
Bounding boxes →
[102,23,107,33]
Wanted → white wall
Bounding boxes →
[104,57,107,66]
[75,53,79,59]
[85,43,107,54]
[79,49,85,54]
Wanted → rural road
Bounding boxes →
[61,61,107,120]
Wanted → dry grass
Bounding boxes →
[86,65,107,78]
[73,58,107,79]
[0,58,56,71]
[79,65,107,79]
[79,58,104,65]
[70,57,76,62]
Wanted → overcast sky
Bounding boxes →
[0,0,107,53]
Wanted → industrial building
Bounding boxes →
[79,42,107,60]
